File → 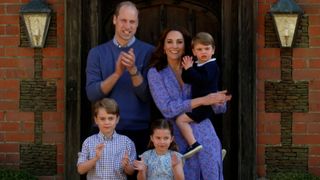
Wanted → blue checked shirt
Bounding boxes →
[77,131,136,180]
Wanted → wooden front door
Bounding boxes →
[65,0,256,179]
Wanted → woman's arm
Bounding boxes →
[147,68,191,118]
[147,68,230,118]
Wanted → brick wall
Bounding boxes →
[0,0,65,179]
[257,0,320,177]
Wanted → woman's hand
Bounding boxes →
[203,90,232,106]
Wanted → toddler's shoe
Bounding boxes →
[183,142,203,159]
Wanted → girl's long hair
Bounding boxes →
[147,119,178,151]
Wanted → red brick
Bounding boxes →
[258,4,271,15]
[0,5,4,15]
[6,5,20,15]
[310,59,320,68]
[56,100,64,112]
[57,164,64,174]
[309,146,320,155]
[0,0,21,2]
[257,165,266,177]
[310,38,320,47]
[293,134,320,144]
[5,25,19,35]
[0,112,4,121]
[309,15,320,26]
[0,154,5,164]
[307,123,320,133]
[0,58,34,68]
[294,113,320,123]
[22,122,34,132]
[309,26,320,37]
[310,91,320,103]
[0,144,19,152]
[0,101,18,110]
[309,167,320,177]
[293,48,320,58]
[309,102,320,112]
[257,69,280,80]
[257,48,280,59]
[292,123,306,133]
[256,145,265,164]
[57,153,64,164]
[293,69,320,80]
[6,112,34,122]
[0,79,19,89]
[0,26,4,34]
[43,69,64,79]
[43,133,64,143]
[5,153,19,163]
[292,59,307,69]
[0,68,34,79]
[56,79,64,100]
[257,134,281,144]
[43,58,64,69]
[0,48,4,56]
[0,90,19,100]
[303,6,320,15]
[43,121,64,133]
[55,4,65,15]
[309,80,320,90]
[0,36,19,46]
[265,124,281,133]
[5,47,34,57]
[309,156,320,167]
[0,15,18,25]
[43,112,63,122]
[257,59,280,69]
[42,48,64,57]
[5,132,34,142]
[56,143,64,152]
[0,122,18,131]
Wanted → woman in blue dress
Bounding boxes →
[147,27,230,180]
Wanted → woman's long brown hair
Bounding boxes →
[148,26,192,71]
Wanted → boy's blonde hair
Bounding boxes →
[94,98,119,117]
[191,32,215,48]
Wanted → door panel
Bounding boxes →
[100,0,220,46]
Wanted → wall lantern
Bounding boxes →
[270,0,303,48]
[20,0,52,48]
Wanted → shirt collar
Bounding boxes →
[113,36,136,48]
[98,131,118,141]
[196,58,216,67]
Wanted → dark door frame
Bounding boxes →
[65,0,256,179]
